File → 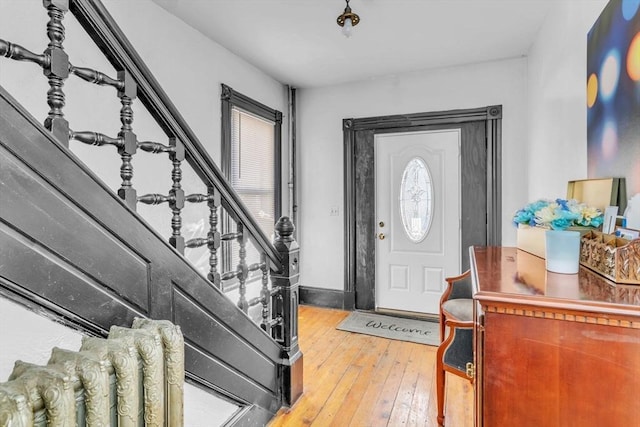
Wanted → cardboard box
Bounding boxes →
[566,177,626,213]
[517,225,591,259]
[517,225,546,259]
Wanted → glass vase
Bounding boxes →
[545,230,581,274]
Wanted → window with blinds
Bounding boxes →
[220,84,282,278]
[231,107,276,237]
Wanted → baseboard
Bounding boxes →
[299,286,352,310]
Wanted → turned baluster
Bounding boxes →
[117,70,138,210]
[236,223,249,313]
[246,257,271,329]
[43,0,69,145]
[169,138,185,253]
[0,39,46,66]
[137,194,171,205]
[69,131,123,148]
[184,188,221,287]
[70,65,125,90]
[260,254,271,331]
[219,226,248,310]
[64,62,137,208]
[136,139,185,251]
[206,187,221,286]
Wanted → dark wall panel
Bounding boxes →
[0,145,150,313]
[184,345,279,413]
[173,287,277,392]
[0,222,141,332]
[354,129,376,310]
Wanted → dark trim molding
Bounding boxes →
[486,106,503,245]
[343,118,356,309]
[289,86,298,238]
[343,106,502,310]
[348,106,500,130]
[299,286,350,310]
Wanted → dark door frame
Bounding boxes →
[343,106,503,310]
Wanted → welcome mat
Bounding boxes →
[336,311,439,346]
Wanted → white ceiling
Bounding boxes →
[150,0,555,89]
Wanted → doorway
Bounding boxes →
[343,106,502,311]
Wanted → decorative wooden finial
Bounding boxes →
[275,216,295,242]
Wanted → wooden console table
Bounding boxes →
[470,247,640,427]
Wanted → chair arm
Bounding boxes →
[440,270,472,304]
[444,318,474,329]
[445,270,471,284]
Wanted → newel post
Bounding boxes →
[271,216,303,406]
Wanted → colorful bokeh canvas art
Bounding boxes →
[587,0,640,196]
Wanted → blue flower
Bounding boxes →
[550,217,573,230]
[513,209,535,226]
[513,198,603,230]
[589,215,604,227]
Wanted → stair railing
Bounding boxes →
[0,0,302,407]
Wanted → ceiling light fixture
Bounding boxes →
[337,0,360,38]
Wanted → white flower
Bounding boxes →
[534,203,559,226]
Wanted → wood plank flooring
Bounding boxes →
[269,305,473,427]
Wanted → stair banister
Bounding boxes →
[69,0,283,268]
[0,0,303,418]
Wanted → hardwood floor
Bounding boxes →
[269,305,473,427]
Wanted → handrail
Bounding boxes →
[69,0,283,269]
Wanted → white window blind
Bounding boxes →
[231,107,276,238]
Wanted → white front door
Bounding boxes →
[375,129,461,315]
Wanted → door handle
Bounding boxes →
[378,233,385,240]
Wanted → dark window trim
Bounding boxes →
[221,84,282,272]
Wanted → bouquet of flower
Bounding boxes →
[513,198,604,230]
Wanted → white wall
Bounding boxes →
[526,0,609,202]
[297,59,529,291]
[297,0,610,293]
[0,298,84,379]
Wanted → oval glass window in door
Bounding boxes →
[400,157,433,242]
